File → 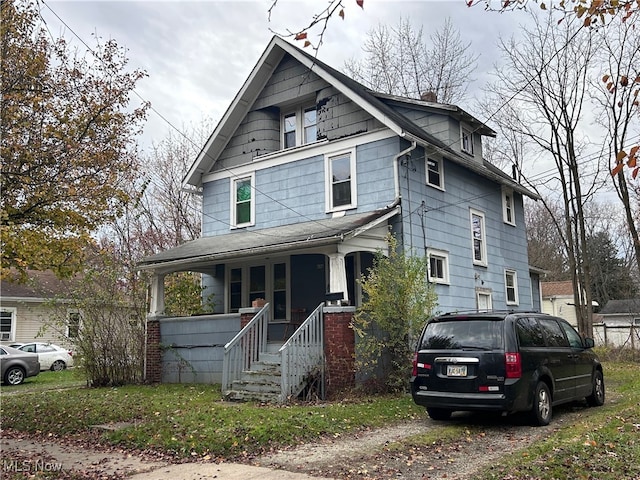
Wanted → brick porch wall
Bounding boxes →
[145,318,161,383]
[323,306,356,397]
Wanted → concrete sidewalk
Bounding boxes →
[128,462,334,479]
[0,436,333,480]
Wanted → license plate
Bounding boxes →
[447,365,467,377]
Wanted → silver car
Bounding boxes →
[0,345,40,385]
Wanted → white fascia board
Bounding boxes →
[202,128,395,183]
[183,38,283,188]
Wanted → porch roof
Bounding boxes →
[138,206,399,274]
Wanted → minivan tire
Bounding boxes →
[586,370,605,407]
[532,381,552,426]
[427,407,452,421]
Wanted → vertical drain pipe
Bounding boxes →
[393,140,417,201]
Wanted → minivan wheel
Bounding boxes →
[532,382,552,426]
[427,407,452,421]
[586,370,605,407]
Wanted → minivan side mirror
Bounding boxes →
[584,337,595,349]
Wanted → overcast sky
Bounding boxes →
[40,0,536,152]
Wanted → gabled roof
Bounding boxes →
[542,281,575,297]
[0,270,73,301]
[139,206,399,274]
[183,36,537,200]
[599,299,640,315]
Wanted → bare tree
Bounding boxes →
[344,17,478,104]
[591,17,640,283]
[485,12,606,337]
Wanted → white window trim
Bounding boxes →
[230,173,256,229]
[0,307,16,342]
[470,208,488,267]
[426,156,445,190]
[502,188,516,226]
[325,148,357,213]
[67,310,81,339]
[461,126,474,155]
[427,248,450,284]
[505,269,519,306]
[281,105,317,150]
[477,291,493,311]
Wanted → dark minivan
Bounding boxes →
[410,311,605,425]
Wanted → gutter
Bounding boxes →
[393,140,417,199]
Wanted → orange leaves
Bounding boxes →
[356,0,364,8]
[295,32,307,41]
[612,146,640,179]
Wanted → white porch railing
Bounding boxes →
[279,303,324,402]
[222,303,270,394]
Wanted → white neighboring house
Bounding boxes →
[0,270,79,346]
[541,281,580,327]
[594,299,640,349]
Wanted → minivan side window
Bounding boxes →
[516,318,545,347]
[559,321,584,348]
[539,319,569,347]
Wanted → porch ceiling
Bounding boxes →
[138,206,399,274]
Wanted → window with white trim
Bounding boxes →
[470,209,487,266]
[477,291,492,311]
[282,106,317,149]
[231,174,254,228]
[68,311,81,339]
[505,270,519,305]
[326,150,357,211]
[427,248,450,284]
[426,157,444,189]
[502,189,515,226]
[461,126,474,155]
[0,308,15,342]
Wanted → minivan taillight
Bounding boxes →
[412,352,418,376]
[505,352,521,379]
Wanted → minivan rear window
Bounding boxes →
[420,320,502,350]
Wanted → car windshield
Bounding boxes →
[420,319,502,350]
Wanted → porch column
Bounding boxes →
[149,273,166,317]
[328,252,349,305]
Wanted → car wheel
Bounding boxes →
[427,407,452,421]
[532,381,552,426]
[5,366,25,386]
[586,370,605,407]
[51,360,66,371]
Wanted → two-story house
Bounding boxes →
[139,36,539,400]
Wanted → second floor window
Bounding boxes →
[326,150,357,211]
[232,175,254,227]
[426,157,444,189]
[282,106,317,149]
[428,249,449,284]
[470,209,487,266]
[505,270,518,305]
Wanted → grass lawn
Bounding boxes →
[472,361,640,480]
[1,361,638,476]
[1,369,424,459]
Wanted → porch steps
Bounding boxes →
[224,350,283,402]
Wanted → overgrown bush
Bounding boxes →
[45,259,146,386]
[352,234,438,393]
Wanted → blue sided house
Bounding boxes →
[139,36,541,401]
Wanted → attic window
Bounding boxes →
[461,126,474,155]
[282,106,317,149]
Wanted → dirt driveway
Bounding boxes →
[0,403,588,480]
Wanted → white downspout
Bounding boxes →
[393,141,417,200]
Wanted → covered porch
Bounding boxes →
[138,206,399,334]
